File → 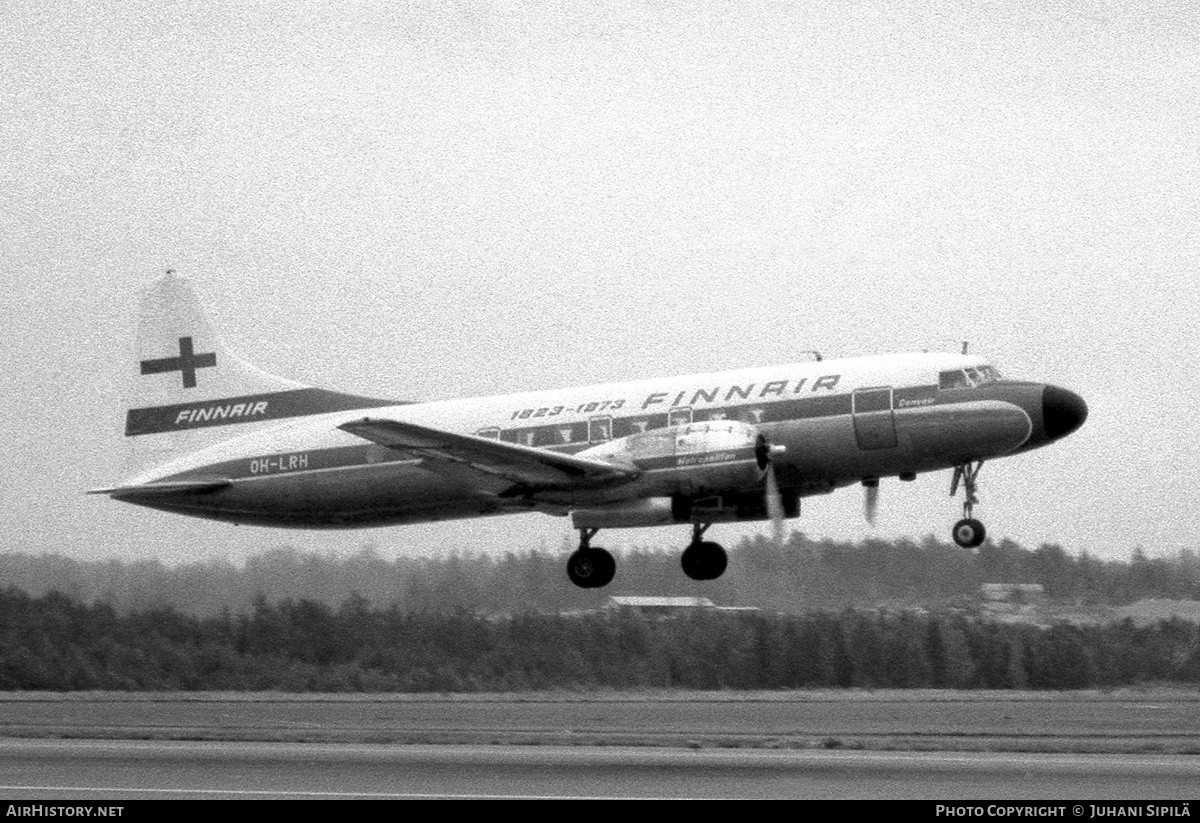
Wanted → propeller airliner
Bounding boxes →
[92,273,1088,588]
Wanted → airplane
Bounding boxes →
[92,272,1088,589]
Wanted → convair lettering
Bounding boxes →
[642,392,669,410]
[759,380,787,398]
[174,400,269,426]
[691,387,718,405]
[725,384,754,401]
[812,374,840,391]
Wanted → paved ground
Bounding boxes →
[2,739,1199,800]
[1,689,1199,753]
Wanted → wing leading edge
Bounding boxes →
[338,417,639,491]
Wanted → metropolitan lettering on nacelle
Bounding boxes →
[677,451,737,467]
[248,452,310,475]
[175,401,269,426]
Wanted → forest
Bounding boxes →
[1,532,1196,617]
[0,534,1197,692]
[0,587,1197,691]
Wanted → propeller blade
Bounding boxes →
[863,483,879,527]
[765,461,785,545]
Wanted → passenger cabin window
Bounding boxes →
[476,427,501,440]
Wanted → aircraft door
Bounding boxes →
[588,416,613,443]
[667,407,693,427]
[852,387,898,450]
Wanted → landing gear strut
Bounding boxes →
[950,461,986,548]
[681,523,727,581]
[567,527,616,588]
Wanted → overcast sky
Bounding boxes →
[3,1,1198,565]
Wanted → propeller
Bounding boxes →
[757,436,788,545]
[765,457,786,544]
[862,477,879,527]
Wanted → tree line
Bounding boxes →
[1,533,1197,617]
[0,586,1197,691]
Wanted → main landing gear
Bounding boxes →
[566,524,729,588]
[950,461,986,549]
[567,528,616,589]
[680,523,727,582]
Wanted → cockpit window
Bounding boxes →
[939,370,970,390]
[940,366,1002,390]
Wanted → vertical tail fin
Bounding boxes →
[130,272,306,419]
[120,271,396,479]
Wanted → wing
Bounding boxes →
[338,417,638,492]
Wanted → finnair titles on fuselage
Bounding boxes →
[94,273,1087,589]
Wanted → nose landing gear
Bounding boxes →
[567,527,616,589]
[951,461,987,549]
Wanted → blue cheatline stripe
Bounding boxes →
[160,444,411,483]
[125,388,403,436]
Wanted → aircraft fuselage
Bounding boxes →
[111,351,1086,529]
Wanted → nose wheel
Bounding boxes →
[567,527,616,588]
[950,461,987,549]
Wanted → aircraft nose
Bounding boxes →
[1042,385,1088,440]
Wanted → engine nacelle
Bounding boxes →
[674,489,800,522]
[577,420,768,498]
[570,490,800,528]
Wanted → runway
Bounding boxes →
[3,690,1200,751]
[2,692,1198,799]
[1,739,1199,800]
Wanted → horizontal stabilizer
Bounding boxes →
[338,418,638,490]
[88,478,232,497]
